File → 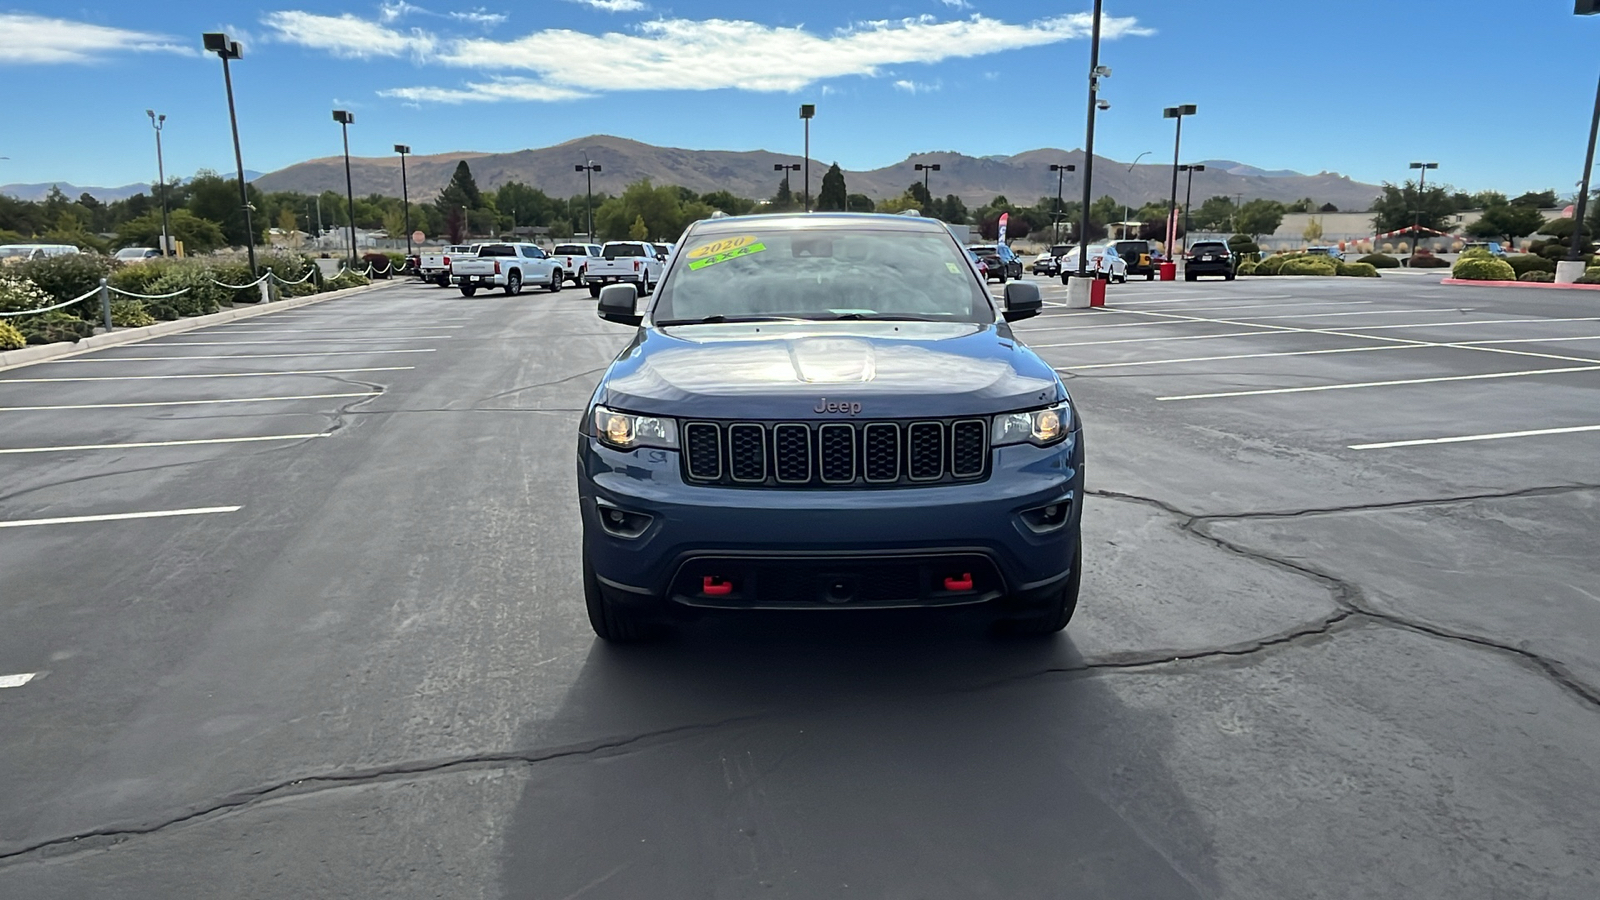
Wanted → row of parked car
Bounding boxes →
[409,240,678,297]
[1027,239,1245,283]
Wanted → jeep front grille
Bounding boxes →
[681,419,988,488]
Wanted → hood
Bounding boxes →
[599,321,1063,420]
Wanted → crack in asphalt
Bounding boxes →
[1087,487,1600,709]
[0,713,764,866]
[473,366,609,405]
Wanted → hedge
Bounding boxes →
[1458,247,1494,261]
[0,320,24,350]
[1451,257,1516,281]
[109,299,156,328]
[8,254,113,317]
[1280,256,1338,276]
[1518,271,1555,283]
[1506,254,1556,276]
[1408,255,1450,268]
[1236,260,1259,276]
[1337,262,1379,277]
[1255,255,1287,275]
[1357,253,1400,269]
[17,310,94,344]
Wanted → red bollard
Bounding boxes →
[1089,278,1107,307]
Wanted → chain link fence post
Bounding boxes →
[261,267,274,304]
[99,277,112,332]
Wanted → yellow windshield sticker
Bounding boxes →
[946,262,961,273]
[686,235,758,260]
[687,242,766,271]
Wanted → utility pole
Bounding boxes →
[575,160,601,239]
[1050,163,1075,244]
[914,162,940,208]
[334,110,357,265]
[395,144,412,257]
[1179,163,1205,241]
[1076,0,1106,279]
[1163,104,1198,259]
[202,33,257,275]
[146,110,171,256]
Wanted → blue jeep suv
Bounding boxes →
[577,213,1084,640]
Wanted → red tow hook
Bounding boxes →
[943,573,974,592]
[702,576,734,596]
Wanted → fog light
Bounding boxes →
[1019,497,1073,533]
[595,501,653,539]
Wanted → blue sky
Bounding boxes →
[1,1,1597,197]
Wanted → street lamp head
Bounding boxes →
[203,33,242,58]
[333,109,354,124]
[1578,0,1598,14]
[1051,163,1076,172]
[1409,161,1438,170]
[394,144,410,154]
[799,103,815,119]
[1164,104,1197,118]
[1097,99,1111,111]
[1092,65,1112,78]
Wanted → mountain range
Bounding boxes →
[6,136,1384,211]
[0,172,265,203]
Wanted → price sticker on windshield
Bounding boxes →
[688,241,766,271]
[687,236,758,260]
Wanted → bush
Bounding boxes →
[110,299,156,328]
[1236,260,1259,276]
[1451,257,1516,281]
[1539,243,1571,260]
[1578,271,1600,285]
[1408,254,1450,268]
[17,310,94,344]
[10,254,112,315]
[1458,247,1493,260]
[325,270,371,291]
[1279,256,1338,276]
[1506,254,1556,276]
[108,259,178,297]
[258,252,322,293]
[1518,271,1555,283]
[1255,255,1287,275]
[0,320,24,350]
[1357,253,1400,269]
[208,261,259,305]
[144,265,230,319]
[1337,262,1379,277]
[0,273,57,314]
[361,252,394,279]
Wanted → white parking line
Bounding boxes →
[1350,424,1600,450]
[1057,344,1422,370]
[0,434,329,454]
[1032,330,1279,349]
[148,337,452,345]
[1115,295,1295,305]
[1158,365,1600,401]
[0,673,37,688]
[0,367,413,384]
[0,392,379,412]
[1328,316,1600,332]
[58,349,436,363]
[0,506,241,529]
[198,326,466,334]
[1021,308,1460,335]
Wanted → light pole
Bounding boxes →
[1563,2,1599,274]
[394,144,412,257]
[1408,161,1438,260]
[1163,104,1197,259]
[1127,151,1151,172]
[914,163,940,207]
[799,103,815,212]
[774,163,800,207]
[202,32,257,275]
[1050,163,1075,243]
[333,110,358,265]
[575,160,601,239]
[1179,163,1206,241]
[145,110,171,257]
[1076,1,1108,280]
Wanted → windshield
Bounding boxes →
[652,226,993,325]
[0,247,38,259]
[604,243,650,259]
[1192,242,1228,253]
[114,248,150,259]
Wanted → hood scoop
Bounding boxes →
[788,338,876,384]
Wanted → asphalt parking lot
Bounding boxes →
[1,271,1597,898]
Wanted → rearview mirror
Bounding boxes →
[1002,281,1042,322]
[598,284,642,326]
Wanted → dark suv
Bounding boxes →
[577,213,1085,640]
[1184,241,1235,280]
[1113,240,1156,279]
[970,244,1024,282]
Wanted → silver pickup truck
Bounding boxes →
[419,244,476,286]
[585,241,666,297]
[450,242,563,297]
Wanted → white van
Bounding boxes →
[0,243,82,262]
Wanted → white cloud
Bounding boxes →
[379,1,428,22]
[0,13,189,64]
[893,79,939,94]
[569,0,649,10]
[380,77,589,103]
[939,0,973,9]
[262,10,436,58]
[450,9,509,26]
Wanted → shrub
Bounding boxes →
[1458,247,1493,261]
[325,270,371,291]
[108,258,179,297]
[1506,254,1556,276]
[1357,253,1400,269]
[361,252,394,279]
[208,261,260,305]
[1408,255,1450,268]
[17,310,94,344]
[1539,243,1571,260]
[0,320,24,350]
[1518,271,1555,283]
[1280,256,1338,276]
[1578,271,1600,285]
[0,273,57,314]
[144,265,230,319]
[10,254,112,314]
[1451,257,1516,281]
[258,252,322,292]
[1236,260,1259,276]
[1337,262,1379,277]
[110,299,156,327]
[1255,255,1287,275]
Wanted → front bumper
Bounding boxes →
[576,428,1084,612]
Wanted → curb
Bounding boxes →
[1440,278,1600,291]
[0,279,405,374]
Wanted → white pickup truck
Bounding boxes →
[585,241,666,297]
[449,242,564,297]
[551,242,602,287]
[419,244,476,287]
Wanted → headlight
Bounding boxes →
[592,405,678,450]
[992,402,1070,447]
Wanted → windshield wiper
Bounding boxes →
[656,315,811,325]
[828,313,939,322]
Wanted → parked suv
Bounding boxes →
[1112,240,1156,279]
[578,213,1085,640]
[1184,241,1235,280]
[970,244,1023,282]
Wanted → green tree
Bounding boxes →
[1284,197,1316,214]
[1511,190,1558,209]
[1235,199,1287,239]
[700,190,756,216]
[818,163,848,212]
[934,194,967,224]
[1193,195,1237,232]
[770,176,796,211]
[1465,204,1545,242]
[1371,181,1454,233]
[846,193,876,213]
[1319,202,1338,213]
[118,208,227,253]
[908,181,933,208]
[186,170,264,247]
[876,193,921,214]
[628,214,649,240]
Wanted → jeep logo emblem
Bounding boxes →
[814,398,862,415]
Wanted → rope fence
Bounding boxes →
[0,286,102,318]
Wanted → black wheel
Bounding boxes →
[460,285,477,297]
[1146,272,1155,281]
[1184,272,1197,282]
[549,269,563,292]
[583,549,658,642]
[575,266,586,287]
[1000,537,1081,636]
[996,272,1007,284]
[435,272,450,287]
[589,283,602,298]
[1225,272,1236,281]
[1060,274,1070,286]
[504,271,522,296]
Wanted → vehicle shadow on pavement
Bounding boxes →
[499,612,1217,899]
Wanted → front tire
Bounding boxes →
[584,550,658,642]
[435,272,450,287]
[504,271,522,296]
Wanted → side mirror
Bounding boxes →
[1002,281,1042,322]
[598,283,642,326]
